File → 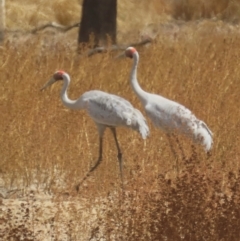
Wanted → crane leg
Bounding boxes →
[110,127,123,185]
[75,125,105,192]
[167,134,179,173]
[88,136,103,173]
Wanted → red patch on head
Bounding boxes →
[129,47,137,54]
[125,47,137,58]
[53,70,65,80]
[57,70,65,75]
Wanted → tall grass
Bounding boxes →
[5,0,240,31]
[169,0,238,21]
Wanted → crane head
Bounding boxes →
[125,47,137,58]
[53,70,65,80]
[40,70,65,91]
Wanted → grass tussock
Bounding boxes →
[5,0,81,29]
[1,21,240,239]
[168,0,240,22]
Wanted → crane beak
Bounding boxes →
[40,77,56,91]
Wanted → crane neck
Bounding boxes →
[60,74,79,110]
[130,52,148,105]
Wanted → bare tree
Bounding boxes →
[78,0,117,48]
[0,0,5,42]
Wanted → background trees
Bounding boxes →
[0,0,5,42]
[78,0,117,47]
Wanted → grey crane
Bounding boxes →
[41,70,149,189]
[125,47,213,153]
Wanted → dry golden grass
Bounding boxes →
[5,0,81,29]
[5,0,165,41]
[5,0,240,44]
[1,0,240,240]
[5,0,240,31]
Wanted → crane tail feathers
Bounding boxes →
[201,121,213,137]
[132,109,150,139]
[139,125,150,139]
[198,121,213,152]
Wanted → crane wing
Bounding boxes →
[85,94,136,127]
[145,101,196,132]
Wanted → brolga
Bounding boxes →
[125,47,213,154]
[41,70,149,190]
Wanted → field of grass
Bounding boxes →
[4,0,240,42]
[1,0,240,240]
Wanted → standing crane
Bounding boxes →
[125,47,213,153]
[40,70,149,189]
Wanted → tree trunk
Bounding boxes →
[78,0,117,48]
[0,0,5,42]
